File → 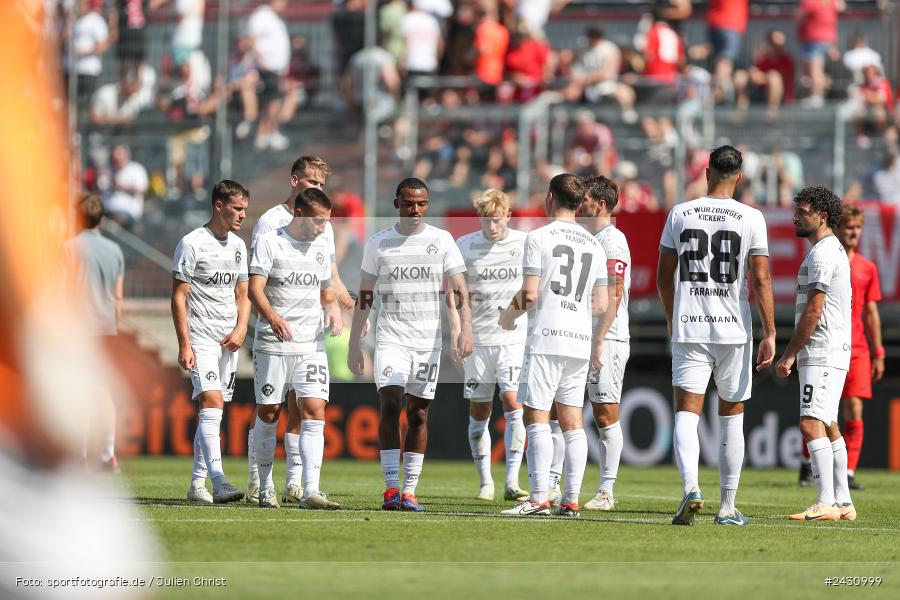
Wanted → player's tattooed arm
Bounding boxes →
[775,289,825,378]
[500,275,539,330]
[348,273,376,375]
[222,280,250,352]
[864,300,884,381]
[171,279,195,370]
[750,255,776,371]
[656,254,678,336]
[321,286,344,337]
[249,274,291,342]
[447,272,473,362]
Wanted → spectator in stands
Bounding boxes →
[565,109,618,177]
[706,0,748,104]
[400,0,444,81]
[563,28,638,124]
[850,64,895,148]
[332,0,366,76]
[245,0,291,151]
[415,0,453,21]
[159,50,218,201]
[643,9,684,86]
[345,37,402,119]
[90,62,156,126]
[771,146,806,206]
[734,29,795,117]
[67,0,110,109]
[101,144,149,229]
[615,161,660,212]
[873,151,900,204]
[473,2,509,92]
[110,0,149,70]
[798,0,845,107]
[379,0,408,66]
[284,36,321,110]
[516,0,569,37]
[440,1,477,76]
[152,0,205,65]
[843,31,883,86]
[504,22,551,103]
[481,127,518,191]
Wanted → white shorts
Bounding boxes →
[518,353,589,411]
[463,343,525,401]
[799,365,847,425]
[374,342,441,400]
[190,343,239,402]
[253,351,330,405]
[587,339,630,404]
[672,341,752,402]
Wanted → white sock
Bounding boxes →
[807,436,835,506]
[247,427,258,484]
[674,411,701,495]
[468,417,493,487]
[300,420,325,496]
[191,423,207,485]
[100,435,115,462]
[526,423,552,504]
[284,432,302,488]
[718,413,744,514]
[402,452,424,495]
[380,449,401,490]
[503,409,525,489]
[562,429,587,506]
[597,421,623,495]
[198,408,226,488]
[253,416,277,491]
[831,437,852,506]
[549,419,564,490]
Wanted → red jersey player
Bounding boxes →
[798,206,883,489]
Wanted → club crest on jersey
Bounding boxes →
[509,248,521,257]
[382,366,394,378]
[316,252,325,265]
[426,244,438,254]
[234,250,242,265]
[205,371,217,381]
[262,383,275,397]
[465,378,479,391]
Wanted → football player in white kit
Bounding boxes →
[247,155,354,506]
[499,174,608,517]
[657,146,776,526]
[348,178,473,512]
[456,189,529,502]
[249,188,343,509]
[172,180,251,504]
[577,176,631,512]
[775,186,855,522]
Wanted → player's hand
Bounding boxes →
[774,354,794,379]
[336,285,355,310]
[221,327,246,352]
[455,328,473,362]
[755,335,776,372]
[348,343,365,376]
[178,345,195,371]
[270,315,293,342]
[873,357,885,382]
[498,309,516,331]
[590,341,604,372]
[325,307,343,337]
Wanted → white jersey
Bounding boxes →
[795,235,851,369]
[457,228,527,346]
[251,203,336,264]
[596,224,631,342]
[524,220,608,359]
[172,227,248,346]
[361,223,466,350]
[250,227,332,355]
[659,197,768,344]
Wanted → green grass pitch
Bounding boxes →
[125,457,899,599]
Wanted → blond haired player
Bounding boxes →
[456,189,529,501]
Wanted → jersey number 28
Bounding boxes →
[678,229,741,284]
